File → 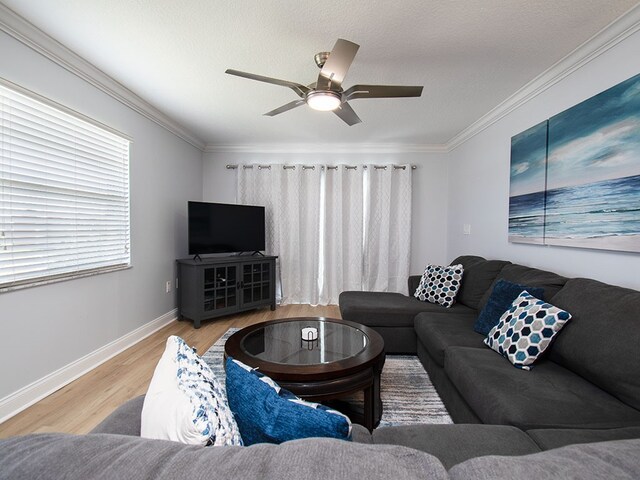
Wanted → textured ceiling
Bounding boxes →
[2,0,638,147]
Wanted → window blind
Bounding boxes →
[0,81,131,291]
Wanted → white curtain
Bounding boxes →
[237,164,411,305]
[363,165,412,293]
[320,166,365,304]
[238,165,321,304]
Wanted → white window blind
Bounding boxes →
[0,80,131,291]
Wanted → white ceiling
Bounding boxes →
[2,0,638,147]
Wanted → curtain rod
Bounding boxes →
[225,164,417,170]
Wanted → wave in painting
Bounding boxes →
[509,174,640,252]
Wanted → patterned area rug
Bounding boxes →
[202,328,453,427]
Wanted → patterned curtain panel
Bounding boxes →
[237,164,412,305]
[363,165,412,294]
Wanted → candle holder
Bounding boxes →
[301,326,319,350]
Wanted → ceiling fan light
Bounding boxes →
[306,91,342,111]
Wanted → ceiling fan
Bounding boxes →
[225,39,423,126]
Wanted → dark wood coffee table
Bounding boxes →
[224,317,385,430]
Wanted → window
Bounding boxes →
[0,79,131,291]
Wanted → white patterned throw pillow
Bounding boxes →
[414,264,464,308]
[484,291,572,370]
[141,336,243,446]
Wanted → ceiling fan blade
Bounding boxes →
[317,39,359,90]
[344,84,423,100]
[333,101,362,126]
[264,99,306,117]
[225,69,310,98]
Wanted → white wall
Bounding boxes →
[203,150,450,279]
[447,29,640,290]
[0,31,203,400]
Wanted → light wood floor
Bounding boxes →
[0,304,340,439]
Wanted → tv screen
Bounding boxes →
[188,202,266,255]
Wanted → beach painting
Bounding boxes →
[509,120,548,244]
[509,72,640,253]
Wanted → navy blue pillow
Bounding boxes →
[225,357,352,446]
[474,279,545,335]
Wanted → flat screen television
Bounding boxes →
[188,201,266,255]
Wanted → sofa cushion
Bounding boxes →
[484,291,572,370]
[456,260,511,310]
[372,424,540,469]
[479,263,568,309]
[444,346,640,429]
[91,395,145,436]
[339,291,474,328]
[547,278,640,412]
[0,433,448,480]
[414,312,485,367]
[414,264,464,307]
[450,255,487,270]
[225,358,351,445]
[473,279,545,335]
[526,426,640,451]
[449,439,640,480]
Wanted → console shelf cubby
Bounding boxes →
[177,255,277,328]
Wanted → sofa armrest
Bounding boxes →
[408,275,422,295]
[90,395,144,436]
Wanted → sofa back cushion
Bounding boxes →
[0,433,449,480]
[449,255,486,270]
[547,278,640,411]
[478,264,567,310]
[455,260,510,310]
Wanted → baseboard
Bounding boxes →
[0,308,178,424]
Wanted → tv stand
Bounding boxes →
[192,254,202,262]
[177,255,277,328]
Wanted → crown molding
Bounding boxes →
[204,142,450,154]
[446,3,640,151]
[0,3,205,151]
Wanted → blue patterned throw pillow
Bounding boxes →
[141,336,243,446]
[474,279,545,335]
[225,357,352,446]
[484,291,572,370]
[414,264,464,308]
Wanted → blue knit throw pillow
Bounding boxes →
[225,357,352,446]
[484,291,572,370]
[474,279,545,335]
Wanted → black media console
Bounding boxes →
[176,255,277,328]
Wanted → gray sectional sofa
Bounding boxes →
[340,255,640,433]
[2,395,639,479]
[2,255,639,478]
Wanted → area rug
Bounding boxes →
[202,328,453,427]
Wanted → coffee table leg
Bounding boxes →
[363,385,374,431]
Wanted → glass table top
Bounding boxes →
[240,319,369,365]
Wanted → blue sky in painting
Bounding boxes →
[510,120,547,197]
[547,72,640,190]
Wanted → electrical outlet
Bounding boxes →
[463,224,471,235]
[165,280,171,293]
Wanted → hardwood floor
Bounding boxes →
[0,304,340,439]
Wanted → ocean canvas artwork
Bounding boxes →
[509,120,548,244]
[509,72,640,253]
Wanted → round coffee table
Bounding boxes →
[224,317,385,430]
